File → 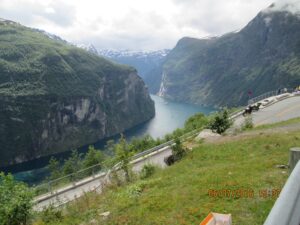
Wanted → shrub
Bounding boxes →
[114,134,132,182]
[172,138,186,161]
[62,150,83,179]
[140,164,156,179]
[208,110,232,134]
[0,173,34,225]
[48,157,61,180]
[184,113,209,131]
[242,116,254,130]
[40,205,63,223]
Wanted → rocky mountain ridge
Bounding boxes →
[156,3,300,107]
[0,19,155,167]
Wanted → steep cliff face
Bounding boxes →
[157,3,300,107]
[0,19,154,167]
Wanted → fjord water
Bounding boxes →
[125,95,214,138]
[6,95,214,184]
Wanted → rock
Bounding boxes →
[99,211,110,219]
[195,129,221,141]
[275,164,289,169]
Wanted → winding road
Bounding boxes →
[34,146,172,210]
[234,94,300,128]
[34,94,300,210]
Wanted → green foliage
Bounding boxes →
[128,135,158,153]
[82,146,104,169]
[171,137,186,161]
[125,183,144,198]
[140,164,156,179]
[62,150,83,177]
[208,110,232,134]
[184,113,209,131]
[47,157,61,180]
[39,205,63,223]
[242,116,254,130]
[114,134,132,182]
[0,173,33,225]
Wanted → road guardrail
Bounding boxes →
[263,161,300,225]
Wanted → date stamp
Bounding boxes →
[208,188,281,199]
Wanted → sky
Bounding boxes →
[0,0,287,50]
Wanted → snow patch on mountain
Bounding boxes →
[76,44,98,55]
[98,49,170,59]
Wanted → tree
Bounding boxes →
[208,110,232,134]
[129,135,156,153]
[0,173,33,225]
[114,134,132,182]
[48,157,61,180]
[83,146,104,173]
[63,150,83,178]
[184,113,208,131]
[172,137,186,161]
[105,140,115,155]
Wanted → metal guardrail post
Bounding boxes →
[263,160,300,225]
[289,147,300,172]
[248,88,294,105]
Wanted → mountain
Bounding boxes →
[98,49,170,93]
[0,19,155,167]
[157,3,300,107]
[75,43,99,55]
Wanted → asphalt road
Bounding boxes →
[234,95,300,128]
[34,146,172,210]
[253,96,300,126]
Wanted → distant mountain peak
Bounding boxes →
[263,0,300,15]
[98,49,170,58]
[76,44,98,55]
[0,18,19,25]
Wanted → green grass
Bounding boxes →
[254,117,300,130]
[35,129,300,225]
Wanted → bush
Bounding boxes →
[140,164,156,179]
[172,138,186,161]
[125,184,143,198]
[62,150,83,179]
[48,157,61,180]
[184,113,209,131]
[114,134,132,182]
[0,173,34,225]
[242,116,254,130]
[208,110,232,134]
[40,205,63,223]
[165,138,187,166]
[82,146,104,176]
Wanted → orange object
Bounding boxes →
[200,212,232,225]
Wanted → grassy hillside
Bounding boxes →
[34,123,300,225]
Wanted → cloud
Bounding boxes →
[0,0,76,27]
[265,0,300,14]
[0,0,280,50]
